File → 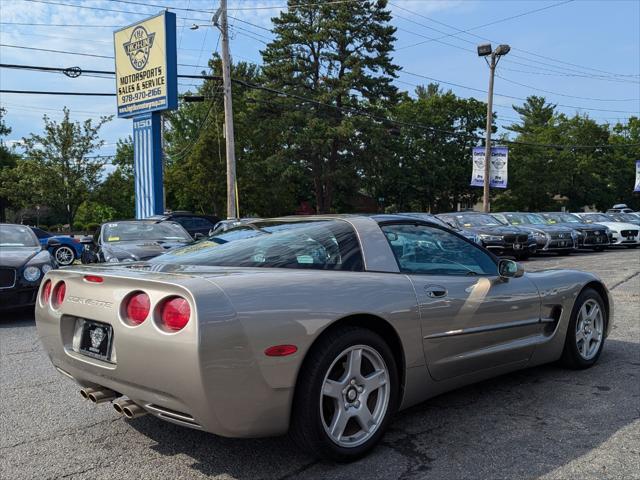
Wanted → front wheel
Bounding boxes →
[54,245,76,266]
[561,288,607,369]
[290,327,399,462]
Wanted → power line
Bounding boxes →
[495,73,640,103]
[389,0,639,80]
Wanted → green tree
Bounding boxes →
[21,107,112,227]
[260,0,399,212]
[0,108,20,221]
[94,137,135,219]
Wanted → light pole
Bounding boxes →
[477,43,510,212]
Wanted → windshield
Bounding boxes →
[102,222,192,243]
[0,225,40,247]
[542,213,581,224]
[608,213,638,223]
[453,214,503,227]
[152,220,363,271]
[579,213,611,223]
[498,213,546,225]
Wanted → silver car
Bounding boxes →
[35,215,613,461]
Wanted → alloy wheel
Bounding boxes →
[55,246,75,266]
[320,345,390,448]
[575,299,604,361]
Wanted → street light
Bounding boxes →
[478,43,510,212]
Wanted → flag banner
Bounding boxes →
[471,146,508,189]
[635,160,640,192]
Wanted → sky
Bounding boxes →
[0,0,639,163]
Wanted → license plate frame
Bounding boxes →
[77,319,114,362]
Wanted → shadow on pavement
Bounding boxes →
[0,307,36,328]
[127,338,639,479]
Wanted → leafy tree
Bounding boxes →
[260,0,399,212]
[0,108,20,221]
[94,137,135,219]
[21,107,112,227]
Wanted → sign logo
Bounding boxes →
[123,26,155,71]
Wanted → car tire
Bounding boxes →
[593,246,605,252]
[557,250,571,256]
[290,326,399,462]
[561,288,607,370]
[54,245,76,266]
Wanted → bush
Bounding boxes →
[49,224,62,233]
[85,223,101,233]
[39,225,49,231]
[72,222,85,232]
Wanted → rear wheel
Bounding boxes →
[561,288,606,369]
[54,245,75,266]
[290,326,399,462]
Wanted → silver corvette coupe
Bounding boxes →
[35,215,613,461]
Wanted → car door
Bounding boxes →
[380,223,542,381]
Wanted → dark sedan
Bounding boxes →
[492,212,576,255]
[0,223,55,309]
[437,212,536,260]
[81,220,194,264]
[540,212,610,251]
[147,212,221,239]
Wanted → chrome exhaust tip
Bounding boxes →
[87,388,118,404]
[113,399,134,415]
[79,387,99,400]
[122,402,147,419]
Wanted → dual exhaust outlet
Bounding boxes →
[79,387,147,419]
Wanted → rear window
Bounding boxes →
[0,225,39,247]
[152,220,364,271]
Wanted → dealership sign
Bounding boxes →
[114,12,177,118]
[114,11,177,219]
[635,160,640,192]
[471,146,508,189]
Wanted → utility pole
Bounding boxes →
[215,0,238,219]
[477,43,510,213]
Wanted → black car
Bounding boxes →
[437,212,536,260]
[0,223,56,309]
[81,220,194,264]
[147,212,221,238]
[492,212,576,255]
[539,212,610,251]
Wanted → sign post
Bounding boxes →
[114,11,177,218]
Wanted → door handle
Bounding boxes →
[424,284,447,298]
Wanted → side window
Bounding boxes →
[381,224,498,276]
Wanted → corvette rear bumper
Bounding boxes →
[34,269,295,439]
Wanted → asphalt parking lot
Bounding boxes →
[1,249,639,480]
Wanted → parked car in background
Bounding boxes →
[36,214,613,461]
[31,227,83,266]
[81,220,194,263]
[491,212,576,255]
[397,212,481,244]
[539,212,610,251]
[147,212,221,239]
[1,223,55,309]
[606,212,640,227]
[606,203,635,214]
[209,217,259,236]
[437,212,536,260]
[575,213,639,248]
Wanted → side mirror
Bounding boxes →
[193,232,205,240]
[47,238,61,248]
[498,259,524,279]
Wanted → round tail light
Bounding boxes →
[52,281,66,308]
[42,280,52,304]
[159,297,191,332]
[124,292,150,325]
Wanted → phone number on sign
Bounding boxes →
[120,87,163,104]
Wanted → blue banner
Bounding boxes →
[133,113,163,218]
